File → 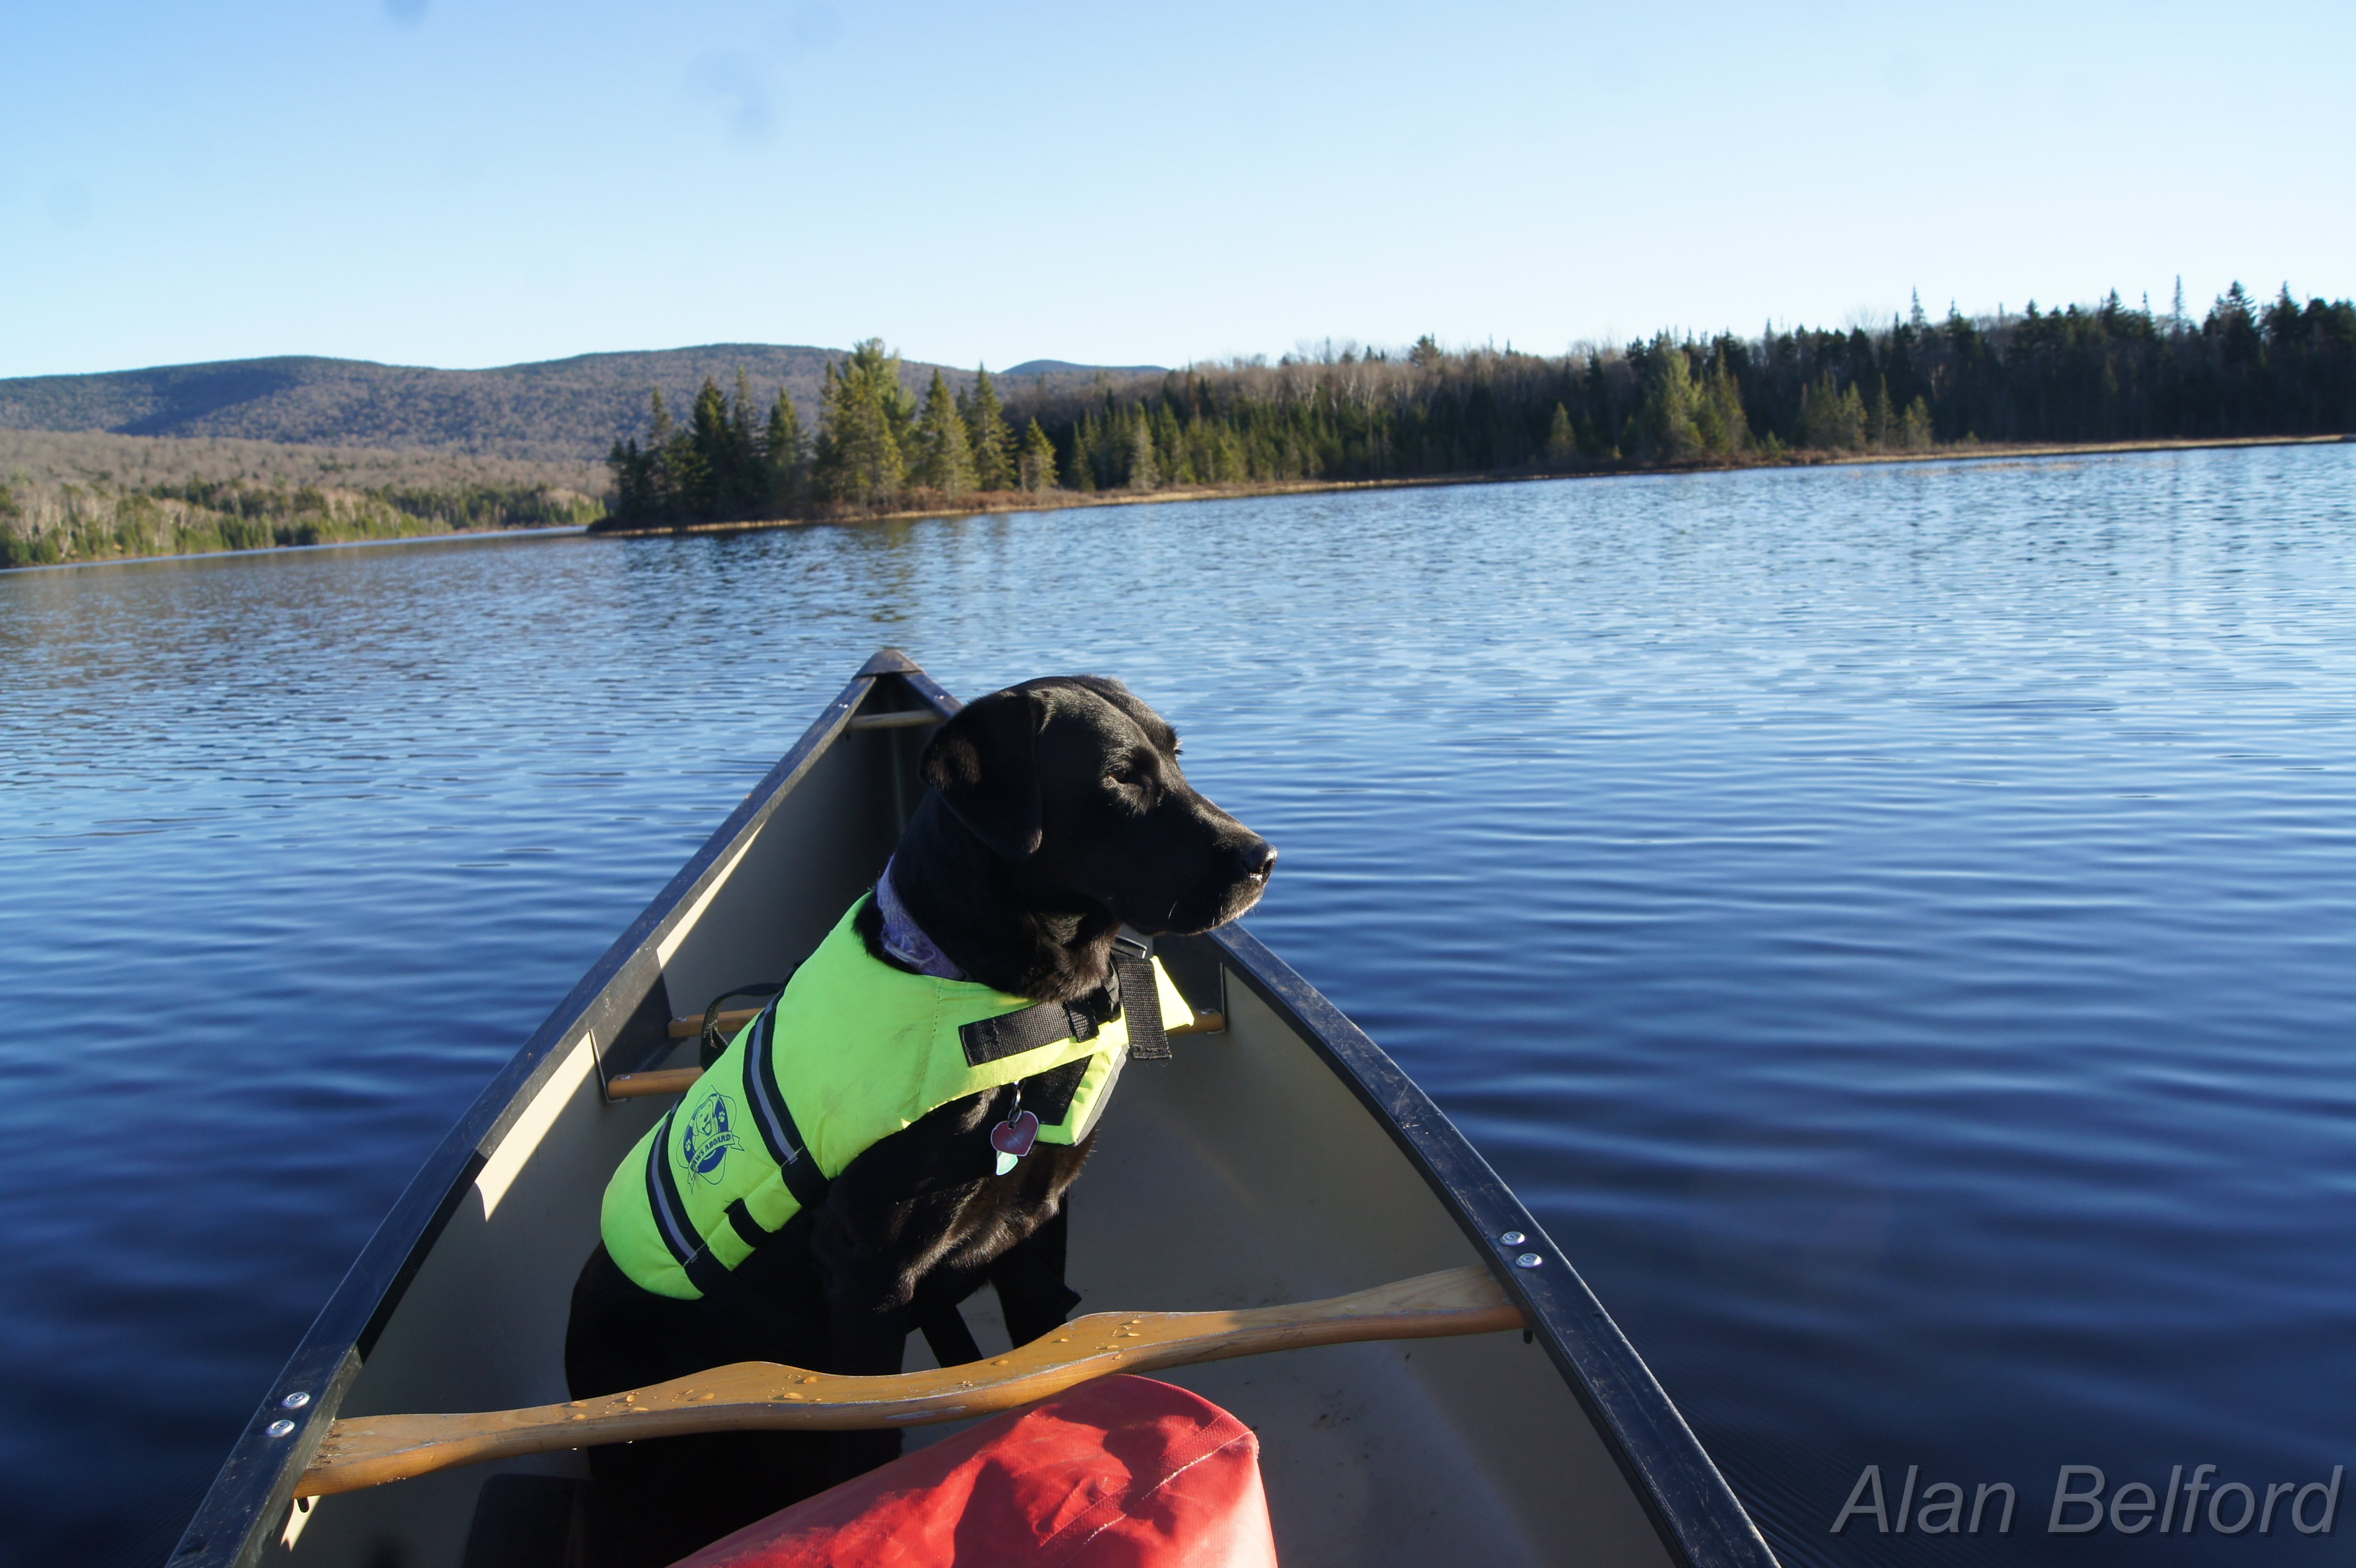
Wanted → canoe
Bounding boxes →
[172,649,1777,1568]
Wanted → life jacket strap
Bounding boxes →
[958,986,1114,1065]
[956,934,1171,1066]
[1109,935,1170,1060]
[701,976,790,1067]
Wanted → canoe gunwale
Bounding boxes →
[172,654,947,1568]
[1204,924,1776,1568]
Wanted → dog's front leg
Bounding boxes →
[990,1202,1084,1346]
[805,1207,918,1484]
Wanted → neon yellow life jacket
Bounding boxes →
[601,896,1191,1300]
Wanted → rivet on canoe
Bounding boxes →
[266,1420,296,1438]
[281,1391,311,1410]
[1498,1231,1525,1246]
[1515,1253,1544,1269]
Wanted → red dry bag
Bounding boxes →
[673,1374,1276,1568]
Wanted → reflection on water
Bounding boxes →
[4,446,2353,1566]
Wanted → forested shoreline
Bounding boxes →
[0,480,600,569]
[0,429,603,569]
[598,283,2356,528]
[9,281,2347,566]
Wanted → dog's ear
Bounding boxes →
[920,687,1047,861]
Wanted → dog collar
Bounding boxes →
[876,858,967,980]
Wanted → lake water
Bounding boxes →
[4,445,2353,1567]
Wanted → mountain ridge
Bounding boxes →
[0,346,1166,466]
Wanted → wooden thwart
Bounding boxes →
[296,1266,1523,1498]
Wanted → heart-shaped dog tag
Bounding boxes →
[990,1109,1039,1166]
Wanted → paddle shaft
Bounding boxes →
[298,1265,1523,1498]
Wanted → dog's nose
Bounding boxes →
[1239,840,1277,884]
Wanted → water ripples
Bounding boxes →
[3,445,2353,1565]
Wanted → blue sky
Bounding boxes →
[2,0,2350,378]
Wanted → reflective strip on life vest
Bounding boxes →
[742,1002,829,1213]
[642,1107,701,1271]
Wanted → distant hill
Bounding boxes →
[0,346,1163,467]
[999,359,1168,380]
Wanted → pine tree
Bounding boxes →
[1899,396,1934,450]
[911,368,976,495]
[765,387,807,511]
[1635,336,1701,459]
[731,368,763,511]
[1018,419,1058,492]
[810,363,843,499]
[1125,413,1160,491]
[1695,362,1751,456]
[813,341,910,503]
[683,377,733,515]
[1544,403,1577,465]
[963,368,1015,492]
[1064,416,1097,491]
[1800,374,1868,450]
[1869,378,1896,449]
[607,437,650,518]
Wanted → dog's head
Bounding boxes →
[918,676,1274,935]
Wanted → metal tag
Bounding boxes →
[989,1109,1039,1168]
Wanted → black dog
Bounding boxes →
[564,676,1273,1567]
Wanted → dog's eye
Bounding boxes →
[1106,763,1144,790]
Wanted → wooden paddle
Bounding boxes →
[297,1265,1524,1498]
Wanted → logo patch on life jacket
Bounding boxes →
[681,1092,742,1185]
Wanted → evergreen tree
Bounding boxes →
[810,363,843,498]
[1543,403,1577,465]
[1800,374,1868,450]
[1695,362,1751,456]
[1634,336,1701,459]
[1869,378,1897,449]
[911,368,977,495]
[1018,419,1058,492]
[1064,416,1097,491]
[964,368,1015,492]
[1898,397,1934,450]
[765,387,807,509]
[731,368,763,511]
[682,377,733,514]
[606,437,651,518]
[1125,413,1160,490]
[813,341,911,503]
